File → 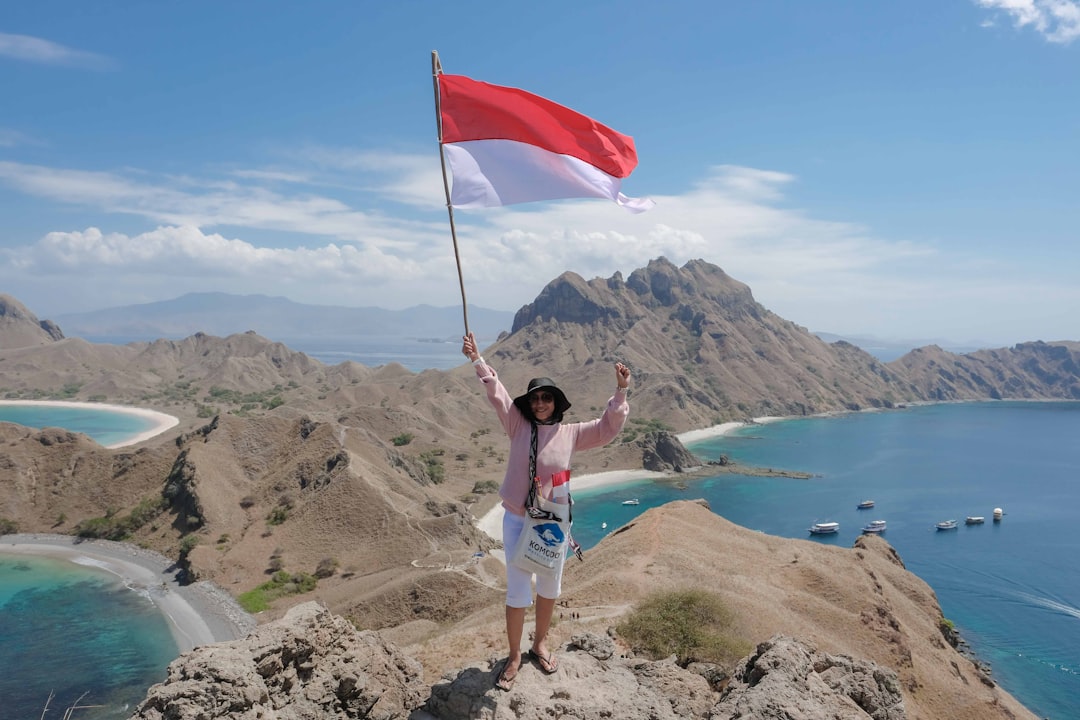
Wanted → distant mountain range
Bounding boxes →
[52,292,515,344]
[49,293,974,362]
[811,332,987,362]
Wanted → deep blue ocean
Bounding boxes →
[573,401,1080,720]
[0,553,178,719]
[0,404,157,447]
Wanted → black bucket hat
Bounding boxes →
[513,377,572,421]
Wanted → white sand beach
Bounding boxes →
[0,400,179,448]
[0,534,254,652]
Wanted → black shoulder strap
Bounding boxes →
[525,421,582,561]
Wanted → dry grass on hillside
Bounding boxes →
[407,501,1037,720]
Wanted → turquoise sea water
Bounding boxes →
[0,404,158,447]
[0,553,178,718]
[574,401,1080,720]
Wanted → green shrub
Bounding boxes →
[472,480,499,494]
[267,506,289,525]
[0,517,19,535]
[238,588,270,613]
[178,535,200,558]
[620,417,675,443]
[420,451,445,484]
[391,433,414,446]
[73,496,168,540]
[314,557,339,578]
[238,570,317,613]
[617,588,751,667]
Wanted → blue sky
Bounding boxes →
[1,1,1078,347]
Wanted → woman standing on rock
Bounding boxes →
[462,332,631,691]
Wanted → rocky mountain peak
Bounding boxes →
[511,258,758,334]
[0,293,64,348]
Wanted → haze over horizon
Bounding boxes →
[2,2,1079,348]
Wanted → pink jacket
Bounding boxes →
[474,360,630,516]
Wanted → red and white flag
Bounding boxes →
[437,73,654,213]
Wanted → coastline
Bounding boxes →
[0,399,180,448]
[0,534,255,653]
[475,416,784,546]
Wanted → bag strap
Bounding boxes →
[525,421,546,517]
[524,422,583,562]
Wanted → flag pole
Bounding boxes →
[432,50,470,337]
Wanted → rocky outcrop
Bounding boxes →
[425,631,717,719]
[638,430,700,472]
[0,293,64,348]
[712,635,906,720]
[129,601,427,720]
[133,611,908,720]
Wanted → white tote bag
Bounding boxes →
[510,491,571,579]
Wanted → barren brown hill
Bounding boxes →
[892,340,1080,400]
[404,501,1037,720]
[1,258,1076,718]
[0,293,64,349]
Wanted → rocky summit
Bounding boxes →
[1,256,1073,719]
[0,293,64,349]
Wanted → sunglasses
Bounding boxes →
[529,391,555,404]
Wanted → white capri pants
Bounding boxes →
[503,510,562,608]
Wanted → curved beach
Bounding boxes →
[0,534,255,652]
[0,400,180,448]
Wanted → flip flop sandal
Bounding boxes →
[529,649,559,674]
[495,659,518,691]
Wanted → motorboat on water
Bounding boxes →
[861,519,887,534]
[965,516,985,525]
[857,500,875,509]
[936,520,958,531]
[809,521,840,535]
[622,499,640,506]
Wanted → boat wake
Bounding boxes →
[1016,591,1080,622]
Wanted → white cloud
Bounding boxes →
[0,32,114,68]
[0,154,1075,345]
[0,160,436,244]
[9,225,426,290]
[975,0,1080,43]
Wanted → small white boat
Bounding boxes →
[622,499,640,506]
[861,520,887,534]
[936,520,958,531]
[965,516,985,525]
[809,521,840,535]
[993,507,1003,521]
[857,500,875,509]
[601,522,607,530]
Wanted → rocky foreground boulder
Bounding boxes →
[711,635,906,720]
[129,602,427,720]
[130,600,908,720]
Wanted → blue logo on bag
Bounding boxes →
[532,522,565,547]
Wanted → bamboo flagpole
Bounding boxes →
[431,50,471,337]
